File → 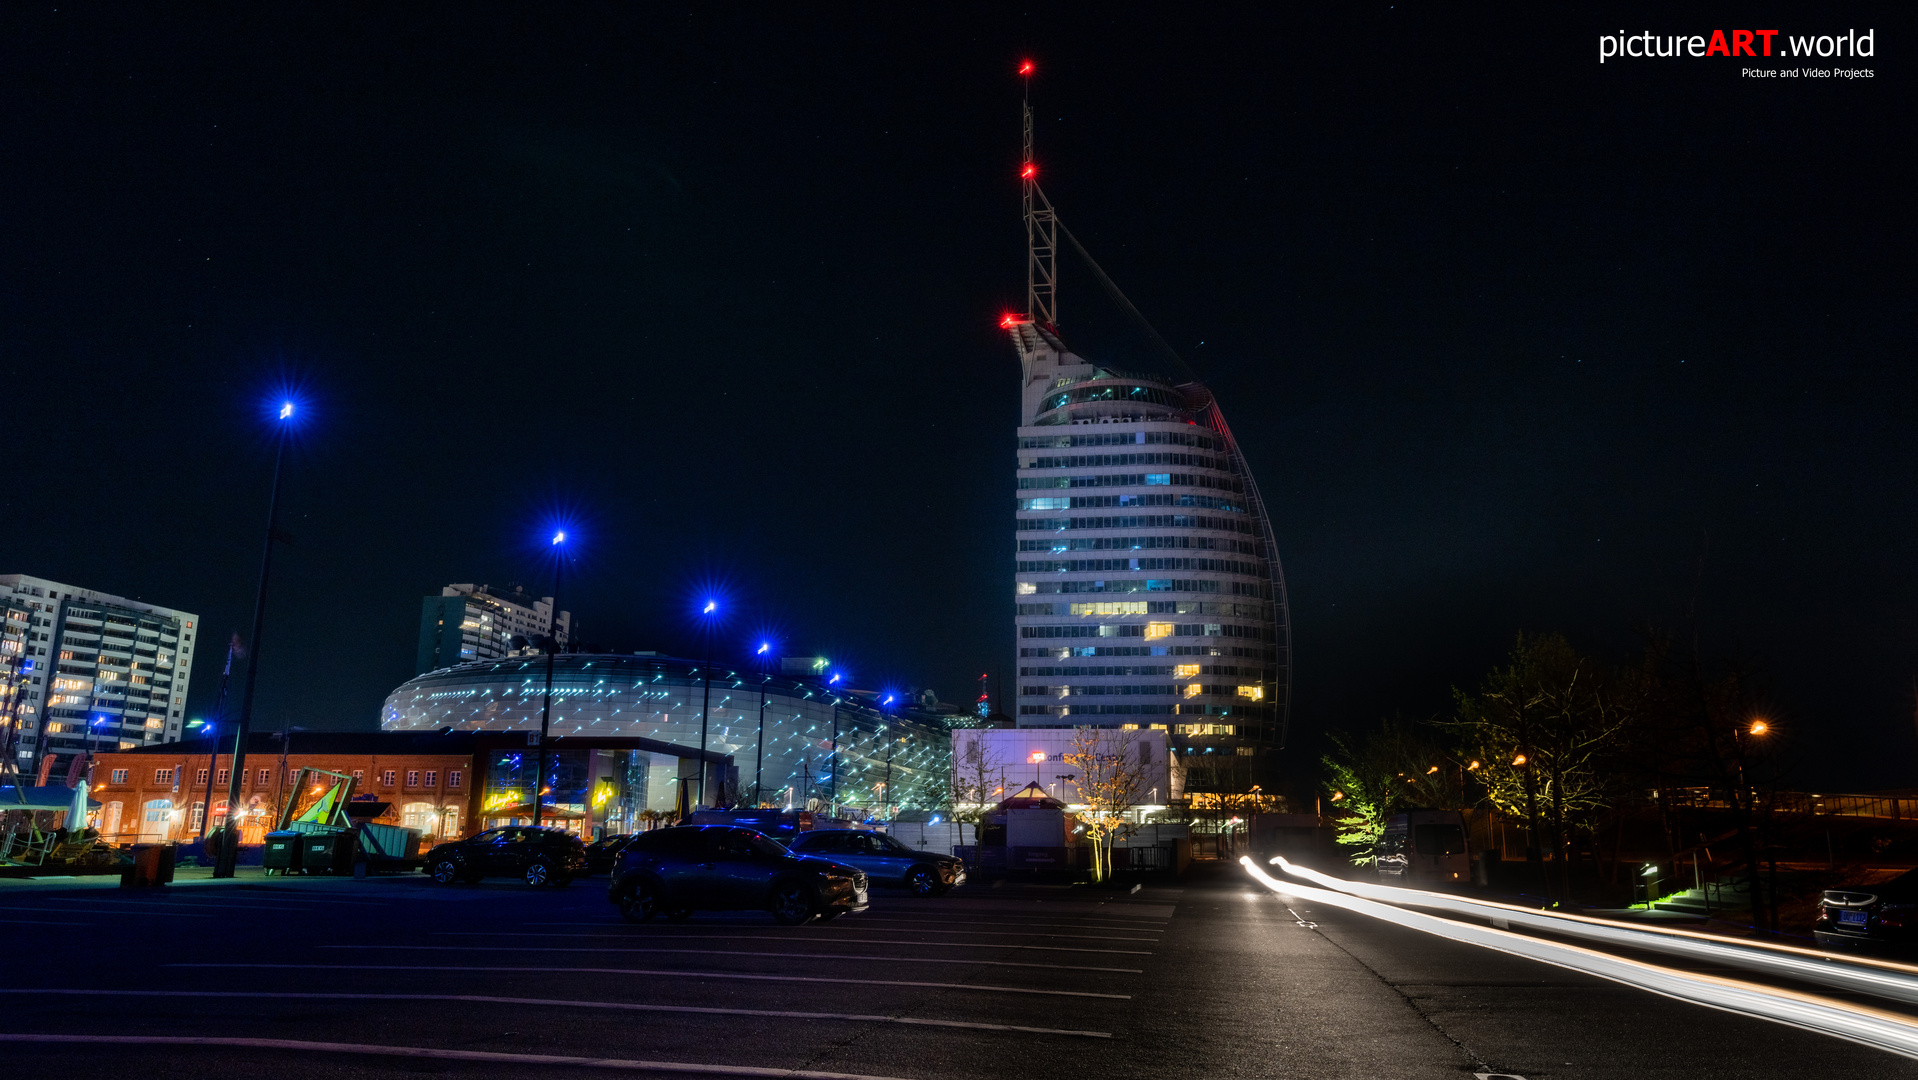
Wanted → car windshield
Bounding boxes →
[874,833,911,853]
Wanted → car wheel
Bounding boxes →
[429,859,461,885]
[618,882,659,924]
[666,908,694,922]
[770,882,817,925]
[524,859,554,887]
[906,867,939,897]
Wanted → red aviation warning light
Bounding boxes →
[1000,312,1031,328]
[1018,60,1034,76]
[1019,162,1037,180]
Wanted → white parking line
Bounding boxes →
[324,945,1143,974]
[0,907,214,918]
[171,964,1132,999]
[52,895,388,910]
[854,917,1166,933]
[0,1034,918,1078]
[432,932,1149,955]
[0,989,1111,1038]
[813,926,1157,942]
[499,926,1157,942]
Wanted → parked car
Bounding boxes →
[786,829,966,896]
[1815,868,1918,953]
[608,825,868,925]
[424,826,588,887]
[1375,810,1470,886]
[584,832,637,874]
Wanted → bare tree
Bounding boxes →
[1063,726,1152,884]
[949,731,1007,870]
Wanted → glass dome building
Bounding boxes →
[381,653,953,820]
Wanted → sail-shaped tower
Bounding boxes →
[1004,75,1291,795]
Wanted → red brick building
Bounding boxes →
[91,731,481,845]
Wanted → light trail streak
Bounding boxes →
[1269,856,1918,1006]
[1241,857,1918,1061]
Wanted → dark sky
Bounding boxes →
[3,5,1910,789]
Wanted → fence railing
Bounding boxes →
[1659,787,1917,821]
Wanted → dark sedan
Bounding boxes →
[786,829,966,896]
[608,825,868,925]
[584,833,637,874]
[424,826,588,887]
[1816,868,1918,952]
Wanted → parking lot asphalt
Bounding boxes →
[6,864,1918,1079]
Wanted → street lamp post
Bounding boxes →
[753,642,771,807]
[534,530,566,831]
[829,699,840,811]
[1732,719,1771,928]
[213,401,295,879]
[696,600,717,809]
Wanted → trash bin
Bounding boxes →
[301,830,356,875]
[120,843,173,888]
[263,831,305,875]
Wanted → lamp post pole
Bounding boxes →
[534,532,566,831]
[214,404,293,879]
[696,602,716,808]
[753,668,769,807]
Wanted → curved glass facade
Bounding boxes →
[1008,322,1292,790]
[382,653,952,814]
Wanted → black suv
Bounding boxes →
[609,825,868,925]
[786,829,966,896]
[425,826,589,887]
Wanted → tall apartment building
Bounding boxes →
[416,583,570,675]
[0,573,199,772]
[1004,98,1291,795]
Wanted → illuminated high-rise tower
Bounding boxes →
[1003,65,1291,795]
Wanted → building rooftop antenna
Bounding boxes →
[1020,60,1058,330]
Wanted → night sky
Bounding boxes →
[3,6,1910,789]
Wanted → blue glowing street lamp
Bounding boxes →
[751,639,775,806]
[694,598,720,809]
[534,528,567,830]
[214,399,298,877]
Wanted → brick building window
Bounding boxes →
[447,770,462,789]
[154,768,173,784]
[110,768,128,784]
[351,770,364,782]
[217,768,230,785]
[381,770,396,787]
[423,770,437,788]
[196,768,209,785]
[405,770,420,788]
[257,768,270,785]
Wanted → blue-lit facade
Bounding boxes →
[1008,321,1292,781]
[381,653,952,818]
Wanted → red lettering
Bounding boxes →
[1755,30,1778,56]
[1732,30,1755,57]
[1707,29,1730,56]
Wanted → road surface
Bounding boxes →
[3,863,1915,1078]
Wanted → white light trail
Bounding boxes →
[1242,857,1918,1061]
[1270,856,1918,1006]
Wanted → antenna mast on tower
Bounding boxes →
[1020,61,1057,329]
